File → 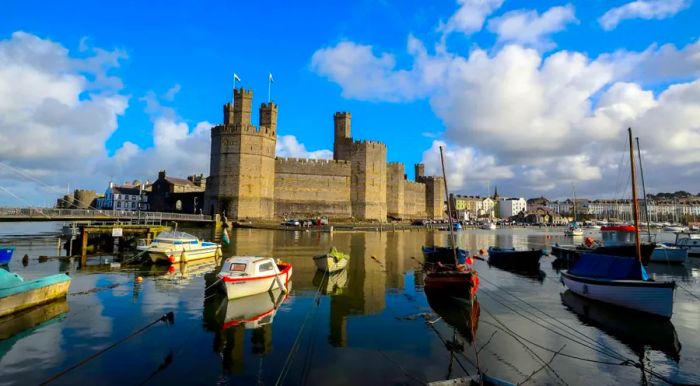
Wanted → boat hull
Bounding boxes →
[650,246,688,264]
[560,271,675,318]
[147,244,221,264]
[219,265,292,300]
[552,244,655,266]
[424,270,478,299]
[313,254,348,273]
[0,274,71,318]
[0,247,14,265]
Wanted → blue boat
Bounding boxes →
[422,246,468,266]
[0,269,71,317]
[0,246,14,265]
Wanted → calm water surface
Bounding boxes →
[0,223,698,385]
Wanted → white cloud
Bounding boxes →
[276,135,333,159]
[487,5,578,49]
[599,0,691,30]
[311,12,700,198]
[438,0,504,35]
[0,31,128,205]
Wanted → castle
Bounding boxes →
[204,88,445,222]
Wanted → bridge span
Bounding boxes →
[0,208,213,223]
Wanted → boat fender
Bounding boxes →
[168,255,175,263]
[168,266,175,274]
[479,249,485,255]
[466,256,474,265]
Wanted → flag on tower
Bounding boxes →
[233,73,241,82]
[269,72,274,83]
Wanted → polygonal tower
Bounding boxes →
[205,88,277,219]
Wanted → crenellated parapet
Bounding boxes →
[275,157,351,176]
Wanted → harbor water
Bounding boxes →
[0,223,698,385]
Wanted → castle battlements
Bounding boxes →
[275,157,351,176]
[212,123,276,140]
[351,139,386,150]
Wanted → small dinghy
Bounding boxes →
[313,247,349,273]
[0,246,14,265]
[0,269,71,318]
[217,256,292,300]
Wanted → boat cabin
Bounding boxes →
[600,225,637,247]
[152,231,199,245]
[675,232,700,247]
[221,256,279,278]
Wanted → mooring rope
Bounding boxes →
[275,268,328,386]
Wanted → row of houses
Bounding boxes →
[534,197,700,222]
[448,194,527,220]
[56,171,207,214]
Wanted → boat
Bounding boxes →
[564,223,584,237]
[551,227,655,267]
[312,247,349,273]
[487,247,543,271]
[217,256,292,300]
[216,287,288,330]
[480,222,496,230]
[0,246,14,265]
[453,222,463,231]
[561,128,676,319]
[560,290,681,361]
[422,146,479,299]
[0,269,71,317]
[649,243,688,264]
[137,231,221,264]
[663,225,687,233]
[674,232,700,257]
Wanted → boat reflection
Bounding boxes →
[147,256,221,290]
[312,269,348,295]
[560,290,681,361]
[0,298,69,341]
[425,288,480,343]
[486,264,547,283]
[216,286,289,330]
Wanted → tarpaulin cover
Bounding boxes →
[422,246,467,265]
[568,253,648,280]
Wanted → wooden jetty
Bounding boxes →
[76,223,170,265]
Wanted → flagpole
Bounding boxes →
[231,74,236,105]
[268,73,271,103]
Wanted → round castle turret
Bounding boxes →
[205,88,277,219]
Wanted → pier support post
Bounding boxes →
[81,228,88,266]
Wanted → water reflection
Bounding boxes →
[425,290,480,344]
[312,269,348,295]
[561,290,681,361]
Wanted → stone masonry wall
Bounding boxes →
[403,181,426,218]
[274,158,352,218]
[386,162,405,219]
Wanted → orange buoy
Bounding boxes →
[135,276,143,283]
[479,248,485,255]
[168,255,175,263]
[168,265,176,273]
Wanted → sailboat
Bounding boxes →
[423,146,479,299]
[564,185,584,237]
[561,128,676,318]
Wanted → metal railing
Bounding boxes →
[0,207,211,222]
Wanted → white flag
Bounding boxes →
[269,72,274,83]
[233,73,241,82]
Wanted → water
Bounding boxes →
[0,223,699,385]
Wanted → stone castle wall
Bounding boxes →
[404,181,427,218]
[350,140,387,221]
[386,162,405,218]
[274,158,352,218]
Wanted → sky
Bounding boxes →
[0,0,699,206]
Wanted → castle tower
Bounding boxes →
[423,177,446,219]
[259,102,278,131]
[386,162,405,219]
[414,163,425,180]
[350,140,387,221]
[334,112,352,161]
[204,88,277,219]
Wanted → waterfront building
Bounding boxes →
[96,181,148,211]
[498,197,527,218]
[204,87,445,222]
[149,171,206,213]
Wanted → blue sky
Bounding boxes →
[0,0,699,205]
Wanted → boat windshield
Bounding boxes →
[154,231,198,242]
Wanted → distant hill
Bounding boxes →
[648,191,695,199]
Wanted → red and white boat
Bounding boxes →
[217,256,292,300]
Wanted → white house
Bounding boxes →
[498,198,527,218]
[96,182,147,211]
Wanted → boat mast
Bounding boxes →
[628,128,642,262]
[572,183,577,223]
[635,137,652,243]
[439,146,459,266]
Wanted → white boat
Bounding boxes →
[217,256,292,300]
[561,262,675,318]
[674,232,700,257]
[137,231,221,264]
[480,222,496,230]
[650,243,688,264]
[664,226,687,233]
[313,247,349,273]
